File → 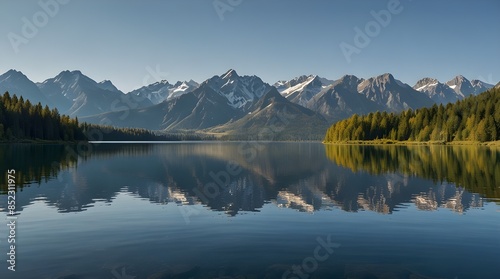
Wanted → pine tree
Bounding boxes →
[324,87,500,143]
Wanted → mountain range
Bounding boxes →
[128,79,199,105]
[0,69,495,139]
[413,75,493,104]
[274,75,332,107]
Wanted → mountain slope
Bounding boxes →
[445,75,493,96]
[210,88,328,140]
[128,79,199,105]
[0,70,51,106]
[307,75,385,122]
[81,84,243,131]
[4,69,498,141]
[358,73,434,111]
[413,77,463,104]
[276,75,331,107]
[96,80,122,93]
[470,79,494,94]
[203,69,272,111]
[37,70,153,117]
[166,84,244,130]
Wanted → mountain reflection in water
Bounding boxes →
[1,143,498,215]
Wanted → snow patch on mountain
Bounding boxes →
[202,69,272,110]
[275,75,332,107]
[415,83,438,91]
[128,79,199,105]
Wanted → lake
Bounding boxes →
[0,142,499,279]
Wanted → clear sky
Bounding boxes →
[1,0,499,92]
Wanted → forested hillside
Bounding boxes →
[324,87,500,143]
[0,92,83,141]
[0,92,203,142]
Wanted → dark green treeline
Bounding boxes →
[0,92,82,141]
[0,91,210,142]
[324,88,500,142]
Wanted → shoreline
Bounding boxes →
[2,139,499,146]
[322,140,500,146]
[0,139,324,145]
[0,139,84,144]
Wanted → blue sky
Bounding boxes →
[1,0,499,92]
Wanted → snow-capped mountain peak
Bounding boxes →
[444,75,492,96]
[281,75,320,96]
[128,78,199,105]
[414,78,439,91]
[275,75,333,107]
[446,75,468,91]
[202,69,272,110]
[274,75,316,91]
[221,69,239,80]
[413,77,463,104]
[97,80,121,93]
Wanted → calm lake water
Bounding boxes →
[0,142,499,279]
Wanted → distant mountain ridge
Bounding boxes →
[129,79,199,105]
[209,87,328,140]
[35,70,153,117]
[275,75,331,107]
[413,75,493,104]
[306,75,385,122]
[0,68,497,140]
[276,73,435,121]
[357,73,435,112]
[413,77,462,104]
[81,73,328,139]
[203,69,273,111]
[445,75,492,96]
[80,83,245,131]
[0,70,51,107]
